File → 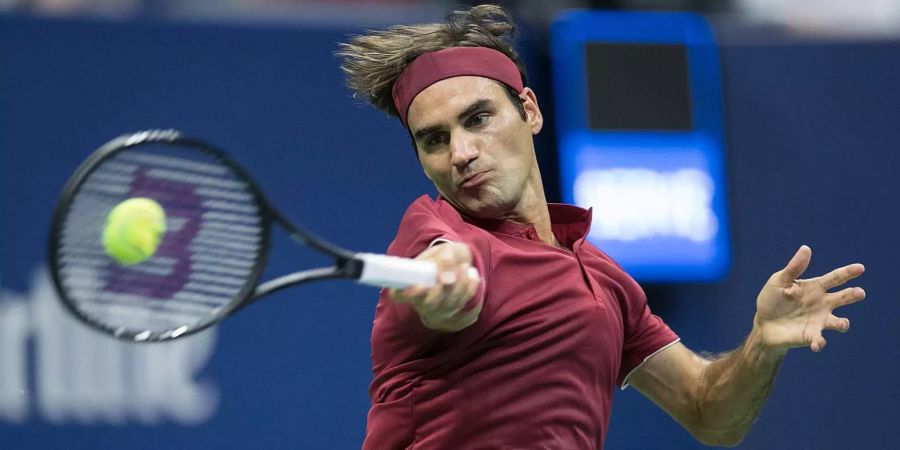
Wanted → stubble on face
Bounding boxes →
[407,76,541,221]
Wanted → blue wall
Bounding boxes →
[607,37,900,449]
[2,15,898,449]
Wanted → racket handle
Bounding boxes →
[356,253,438,289]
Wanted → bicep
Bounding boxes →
[627,341,710,429]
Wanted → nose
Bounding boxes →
[450,133,479,170]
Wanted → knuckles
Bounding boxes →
[388,242,480,331]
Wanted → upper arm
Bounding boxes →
[627,341,710,432]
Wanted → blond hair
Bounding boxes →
[336,4,527,119]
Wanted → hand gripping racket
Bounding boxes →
[48,129,439,342]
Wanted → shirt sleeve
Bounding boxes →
[614,269,680,389]
[369,196,488,403]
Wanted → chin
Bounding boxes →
[441,183,511,217]
[457,196,512,220]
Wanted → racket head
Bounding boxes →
[48,130,272,342]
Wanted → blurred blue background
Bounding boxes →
[1,1,898,449]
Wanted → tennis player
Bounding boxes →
[338,5,865,449]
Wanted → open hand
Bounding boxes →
[753,245,865,353]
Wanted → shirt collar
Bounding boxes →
[436,196,592,247]
[548,203,592,249]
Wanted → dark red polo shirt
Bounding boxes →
[364,195,678,450]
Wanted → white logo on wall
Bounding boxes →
[574,168,718,242]
[0,267,218,425]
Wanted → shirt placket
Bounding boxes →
[572,245,606,310]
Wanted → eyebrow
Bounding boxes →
[412,98,494,141]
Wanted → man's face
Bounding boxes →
[406,76,543,219]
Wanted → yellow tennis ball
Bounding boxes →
[102,197,167,265]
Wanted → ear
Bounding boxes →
[519,87,543,135]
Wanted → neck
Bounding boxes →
[503,166,559,248]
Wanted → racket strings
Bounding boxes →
[56,142,266,339]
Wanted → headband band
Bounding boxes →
[391,47,524,128]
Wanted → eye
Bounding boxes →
[425,132,448,148]
[466,113,489,128]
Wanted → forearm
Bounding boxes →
[636,247,865,447]
[692,327,786,445]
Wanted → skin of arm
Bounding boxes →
[628,338,784,447]
[628,245,865,447]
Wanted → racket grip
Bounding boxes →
[356,253,438,289]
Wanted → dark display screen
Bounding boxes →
[586,43,693,130]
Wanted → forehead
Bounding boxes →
[406,76,506,130]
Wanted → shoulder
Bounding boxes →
[388,195,470,258]
[580,240,629,282]
[397,195,466,228]
[580,240,646,306]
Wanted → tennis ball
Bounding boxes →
[102,197,167,265]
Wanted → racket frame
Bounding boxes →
[48,130,341,342]
[48,129,421,343]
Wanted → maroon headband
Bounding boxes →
[391,46,524,128]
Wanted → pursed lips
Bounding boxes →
[459,169,491,189]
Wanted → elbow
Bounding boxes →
[685,411,747,447]
[697,435,745,448]
[689,427,747,448]
[686,388,749,447]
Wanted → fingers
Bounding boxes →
[809,333,827,353]
[417,266,482,330]
[828,286,866,309]
[824,314,851,333]
[778,245,812,285]
[386,241,483,331]
[817,263,865,290]
[390,263,476,306]
[420,241,472,267]
[419,263,476,318]
[461,268,481,310]
[388,285,427,304]
[808,315,849,353]
[389,241,473,303]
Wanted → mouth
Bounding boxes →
[460,170,490,189]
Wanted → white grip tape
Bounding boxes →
[356,253,438,289]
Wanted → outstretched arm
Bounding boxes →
[628,245,865,447]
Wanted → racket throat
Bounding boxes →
[337,257,364,279]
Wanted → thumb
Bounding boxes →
[778,245,811,285]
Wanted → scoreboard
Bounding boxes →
[551,11,731,282]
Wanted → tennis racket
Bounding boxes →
[48,129,440,342]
